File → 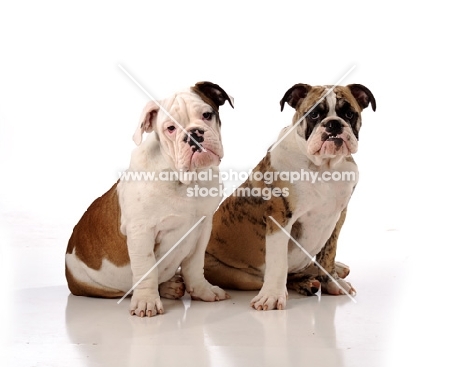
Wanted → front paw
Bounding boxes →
[250,289,288,311]
[321,277,356,296]
[188,281,230,302]
[335,261,351,279]
[129,290,164,317]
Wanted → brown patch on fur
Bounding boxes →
[204,154,296,288]
[204,252,264,290]
[191,82,233,126]
[191,82,233,110]
[334,86,364,113]
[291,85,368,124]
[290,221,303,241]
[66,181,129,270]
[292,86,327,120]
[65,264,126,298]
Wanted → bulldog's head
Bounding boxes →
[280,84,376,162]
[133,81,234,173]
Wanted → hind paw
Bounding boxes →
[287,274,321,296]
[159,275,186,300]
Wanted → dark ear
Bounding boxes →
[347,84,376,111]
[191,81,234,110]
[280,83,312,111]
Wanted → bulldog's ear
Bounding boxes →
[280,83,312,111]
[347,84,376,112]
[133,101,159,145]
[191,81,234,110]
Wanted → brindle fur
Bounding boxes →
[204,154,296,290]
[205,84,375,302]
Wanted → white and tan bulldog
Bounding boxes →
[66,82,233,317]
[205,83,376,310]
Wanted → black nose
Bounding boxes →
[183,128,205,150]
[324,119,343,135]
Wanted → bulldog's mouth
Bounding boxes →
[192,147,221,159]
[188,147,222,170]
[308,129,357,158]
[325,135,343,142]
[322,133,344,147]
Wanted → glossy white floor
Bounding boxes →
[2,2,467,365]
[2,209,465,367]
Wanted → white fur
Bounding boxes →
[251,229,290,310]
[68,89,230,317]
[272,130,357,267]
[325,89,337,117]
[120,90,229,316]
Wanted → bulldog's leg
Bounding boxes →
[315,207,356,295]
[286,209,353,296]
[181,220,230,301]
[250,218,290,311]
[126,229,163,317]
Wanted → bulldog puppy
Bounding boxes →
[205,83,376,310]
[66,82,233,317]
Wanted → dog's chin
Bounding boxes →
[176,148,222,175]
[306,139,357,167]
[316,139,350,156]
[190,149,222,170]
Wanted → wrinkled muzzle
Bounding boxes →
[307,118,358,157]
[175,126,223,172]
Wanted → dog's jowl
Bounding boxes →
[65,82,233,317]
[204,84,376,311]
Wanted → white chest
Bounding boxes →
[286,170,357,273]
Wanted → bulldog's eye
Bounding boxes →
[167,126,176,133]
[202,112,213,120]
[308,110,320,120]
[345,111,355,120]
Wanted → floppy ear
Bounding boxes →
[191,81,234,110]
[280,83,312,111]
[133,101,159,145]
[347,84,376,111]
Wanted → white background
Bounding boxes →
[1,0,467,364]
